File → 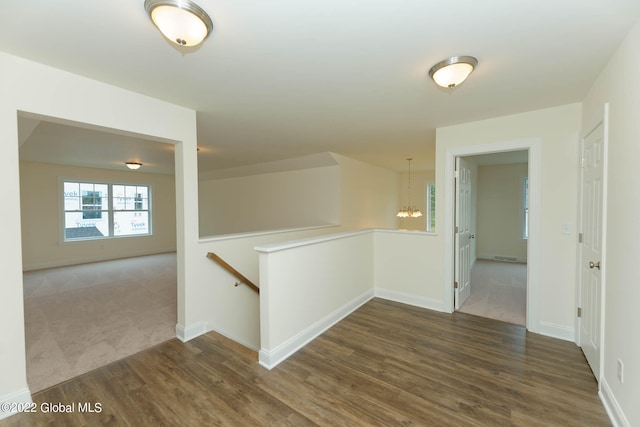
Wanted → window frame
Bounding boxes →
[521,175,529,240]
[426,182,436,232]
[61,179,152,242]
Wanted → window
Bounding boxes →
[426,183,436,232]
[522,176,529,239]
[63,181,151,241]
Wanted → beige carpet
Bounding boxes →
[23,253,177,393]
[458,259,527,326]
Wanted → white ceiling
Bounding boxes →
[3,0,639,173]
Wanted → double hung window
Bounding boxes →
[63,181,151,241]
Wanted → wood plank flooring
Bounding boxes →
[1,298,610,426]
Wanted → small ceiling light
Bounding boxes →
[429,56,478,89]
[125,162,143,170]
[397,158,423,218]
[144,0,213,47]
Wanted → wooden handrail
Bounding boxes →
[206,252,260,294]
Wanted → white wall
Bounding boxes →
[256,229,439,368]
[20,161,176,270]
[333,153,400,230]
[257,231,374,367]
[436,103,581,338]
[582,18,640,427]
[193,225,340,349]
[198,152,398,236]
[190,154,399,350]
[0,52,198,417]
[199,164,340,236]
[476,163,528,262]
[374,230,442,310]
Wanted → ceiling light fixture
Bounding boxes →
[397,158,422,218]
[144,0,213,47]
[125,162,143,170]
[429,56,478,89]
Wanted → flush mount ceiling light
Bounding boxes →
[125,162,143,170]
[144,0,213,47]
[428,56,478,89]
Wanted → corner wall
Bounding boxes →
[0,52,197,418]
[582,18,640,427]
[436,103,581,337]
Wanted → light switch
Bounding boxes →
[561,223,571,235]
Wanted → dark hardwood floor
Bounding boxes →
[1,298,610,426]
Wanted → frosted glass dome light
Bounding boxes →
[429,56,478,89]
[145,0,213,47]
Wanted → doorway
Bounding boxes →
[455,151,529,326]
[443,138,541,331]
[18,115,178,392]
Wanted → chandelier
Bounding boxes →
[397,158,422,218]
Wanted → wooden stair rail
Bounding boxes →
[206,252,260,294]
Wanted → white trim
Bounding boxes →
[0,388,33,421]
[255,229,372,253]
[375,288,444,312]
[205,324,260,352]
[537,321,575,342]
[255,228,435,254]
[444,138,542,334]
[22,248,177,272]
[575,103,609,380]
[175,321,207,342]
[599,104,609,383]
[600,378,629,427]
[375,228,437,236]
[199,224,340,243]
[477,254,527,264]
[176,321,259,351]
[58,178,153,244]
[520,174,529,240]
[259,289,374,369]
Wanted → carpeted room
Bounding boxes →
[22,253,177,392]
[18,156,179,393]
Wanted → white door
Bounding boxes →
[579,121,606,380]
[455,157,472,309]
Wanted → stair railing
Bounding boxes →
[206,252,260,294]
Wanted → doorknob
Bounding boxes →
[589,261,601,270]
[469,234,475,239]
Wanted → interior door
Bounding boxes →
[455,157,472,309]
[579,121,605,380]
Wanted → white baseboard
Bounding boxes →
[477,254,527,264]
[205,325,260,352]
[375,288,444,312]
[176,321,207,342]
[0,388,33,421]
[537,321,575,342]
[600,378,630,427]
[176,321,260,351]
[259,289,375,370]
[22,248,177,272]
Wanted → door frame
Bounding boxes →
[443,138,541,332]
[575,103,609,383]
